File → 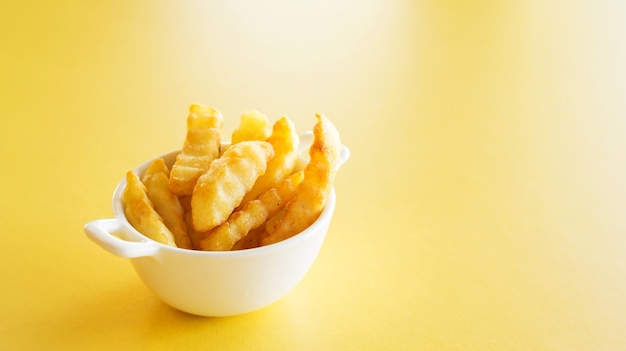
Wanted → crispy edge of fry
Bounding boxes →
[198,171,304,251]
[169,104,223,196]
[261,114,342,246]
[231,110,272,144]
[191,140,274,232]
[142,159,193,249]
[123,171,176,247]
[240,116,299,205]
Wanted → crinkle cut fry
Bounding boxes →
[169,104,223,196]
[261,114,342,246]
[199,171,304,251]
[231,110,272,144]
[240,116,299,205]
[191,140,274,232]
[123,171,176,247]
[142,158,193,249]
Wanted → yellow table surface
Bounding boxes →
[2,1,625,349]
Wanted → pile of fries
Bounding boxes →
[123,104,343,251]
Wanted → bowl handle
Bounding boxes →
[84,219,161,258]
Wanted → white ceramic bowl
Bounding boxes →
[84,133,349,317]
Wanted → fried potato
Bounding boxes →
[169,104,223,196]
[191,141,274,232]
[240,116,299,205]
[231,110,271,144]
[199,171,304,251]
[178,195,192,213]
[263,208,285,237]
[123,171,176,246]
[142,159,193,249]
[231,227,261,250]
[261,114,342,246]
[184,211,207,250]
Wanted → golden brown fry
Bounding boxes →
[169,104,223,196]
[191,141,274,232]
[199,171,304,251]
[232,226,263,250]
[240,116,299,205]
[261,114,342,246]
[231,110,272,144]
[184,211,207,250]
[178,195,192,213]
[263,208,285,237]
[142,159,193,249]
[123,171,176,246]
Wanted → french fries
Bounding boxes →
[142,159,193,249]
[240,116,299,205]
[231,227,263,250]
[169,104,223,196]
[231,110,271,144]
[199,171,304,251]
[122,104,344,251]
[261,114,342,246]
[184,211,205,250]
[191,141,274,232]
[123,171,176,247]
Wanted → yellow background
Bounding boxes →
[2,0,626,349]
